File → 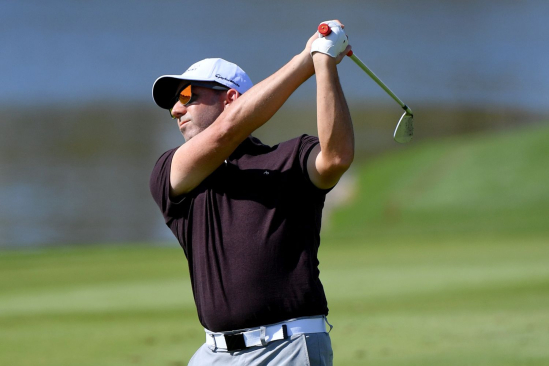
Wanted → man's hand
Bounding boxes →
[304,20,351,67]
[311,20,349,58]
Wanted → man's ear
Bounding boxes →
[224,89,240,107]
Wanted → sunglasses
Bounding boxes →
[169,83,229,119]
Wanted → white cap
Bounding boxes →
[152,58,253,109]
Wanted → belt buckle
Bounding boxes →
[224,332,246,351]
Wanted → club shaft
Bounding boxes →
[349,53,412,115]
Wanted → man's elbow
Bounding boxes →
[321,153,354,184]
[310,149,354,189]
[330,150,354,173]
[210,108,251,148]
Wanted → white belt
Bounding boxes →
[205,316,331,351]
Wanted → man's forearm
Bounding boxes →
[221,51,315,137]
[313,55,354,175]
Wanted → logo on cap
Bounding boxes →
[215,74,240,87]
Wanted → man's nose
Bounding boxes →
[171,101,187,119]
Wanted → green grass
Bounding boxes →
[1,240,548,366]
[324,239,549,365]
[329,122,549,243]
[1,123,549,365]
[0,246,200,366]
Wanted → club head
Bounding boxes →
[393,112,414,143]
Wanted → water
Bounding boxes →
[2,0,548,110]
[1,0,548,247]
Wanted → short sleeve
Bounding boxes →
[149,147,188,223]
[298,134,320,174]
[296,134,335,193]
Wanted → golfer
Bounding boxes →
[150,21,353,365]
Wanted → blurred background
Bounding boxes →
[1,0,547,247]
[1,1,548,365]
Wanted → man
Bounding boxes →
[150,21,353,365]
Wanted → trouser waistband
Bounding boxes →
[205,316,332,352]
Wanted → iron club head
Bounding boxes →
[347,52,415,144]
[393,112,414,143]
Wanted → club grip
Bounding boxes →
[318,23,353,56]
[318,23,331,36]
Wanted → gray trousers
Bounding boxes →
[188,332,333,365]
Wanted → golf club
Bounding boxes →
[318,23,414,143]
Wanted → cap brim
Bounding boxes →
[152,76,190,110]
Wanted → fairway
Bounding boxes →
[1,239,548,366]
[324,238,549,365]
[2,124,549,365]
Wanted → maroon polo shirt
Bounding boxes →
[149,135,330,332]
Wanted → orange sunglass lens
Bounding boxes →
[178,85,192,105]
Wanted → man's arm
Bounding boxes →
[169,48,316,197]
[307,48,355,190]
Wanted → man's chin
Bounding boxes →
[182,131,194,141]
[181,127,204,141]
[180,127,191,141]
